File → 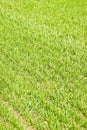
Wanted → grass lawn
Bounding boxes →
[0,0,87,130]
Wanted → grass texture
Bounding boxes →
[0,0,87,130]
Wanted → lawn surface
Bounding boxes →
[0,0,87,130]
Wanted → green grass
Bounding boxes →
[0,0,87,130]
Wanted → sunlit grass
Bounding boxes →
[0,0,87,130]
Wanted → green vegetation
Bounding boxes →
[0,0,87,130]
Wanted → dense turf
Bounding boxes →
[0,0,87,130]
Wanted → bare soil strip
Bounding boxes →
[2,99,36,130]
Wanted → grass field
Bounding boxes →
[0,0,87,130]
